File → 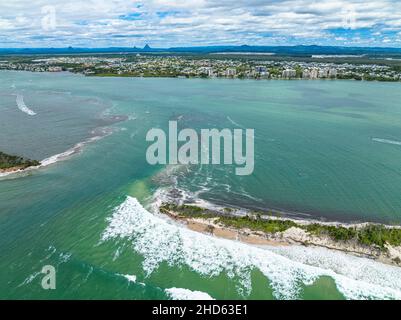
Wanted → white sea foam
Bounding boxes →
[165,288,215,300]
[269,246,401,299]
[41,132,112,167]
[0,129,113,179]
[123,274,137,283]
[0,171,15,178]
[18,271,41,288]
[16,94,36,116]
[372,138,401,146]
[118,273,146,286]
[227,116,244,128]
[34,135,104,168]
[102,196,401,300]
[149,186,243,217]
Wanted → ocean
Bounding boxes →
[1,71,401,299]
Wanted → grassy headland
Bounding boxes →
[159,203,401,252]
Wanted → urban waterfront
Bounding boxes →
[2,53,401,81]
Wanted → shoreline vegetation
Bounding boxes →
[159,203,401,267]
[4,68,401,83]
[2,53,401,82]
[87,72,400,82]
[0,151,40,174]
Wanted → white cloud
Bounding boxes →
[0,0,400,47]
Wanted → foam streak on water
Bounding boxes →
[372,138,401,146]
[102,197,401,300]
[165,288,215,300]
[0,128,114,179]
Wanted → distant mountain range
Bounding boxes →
[1,45,401,56]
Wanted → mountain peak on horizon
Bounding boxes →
[143,44,151,50]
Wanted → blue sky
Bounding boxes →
[1,0,401,48]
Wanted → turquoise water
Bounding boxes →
[1,71,401,299]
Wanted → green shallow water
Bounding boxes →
[1,71,401,300]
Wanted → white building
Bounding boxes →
[282,69,296,78]
[226,68,236,77]
[255,66,267,74]
[329,68,338,78]
[302,69,311,79]
[319,68,329,78]
[310,68,319,79]
[199,67,214,77]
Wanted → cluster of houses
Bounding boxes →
[1,55,400,81]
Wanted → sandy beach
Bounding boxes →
[0,166,28,177]
[186,218,289,246]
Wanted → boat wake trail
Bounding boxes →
[16,94,36,116]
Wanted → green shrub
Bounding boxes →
[219,216,298,234]
[306,224,357,242]
[0,151,40,170]
[159,202,401,251]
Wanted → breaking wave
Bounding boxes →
[165,288,215,300]
[101,196,401,300]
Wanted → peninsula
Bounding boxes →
[0,151,40,174]
[159,203,401,267]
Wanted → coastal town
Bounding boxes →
[1,54,401,81]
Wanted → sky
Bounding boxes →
[1,0,401,48]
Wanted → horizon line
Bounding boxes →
[2,44,401,50]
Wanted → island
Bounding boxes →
[159,203,401,267]
[0,151,40,174]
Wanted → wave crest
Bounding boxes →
[165,288,214,300]
[101,196,401,300]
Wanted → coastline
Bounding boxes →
[158,204,401,267]
[0,165,29,175]
[0,162,43,178]
[0,128,114,179]
[0,107,127,179]
[0,151,40,178]
[3,69,401,299]
[2,69,401,83]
